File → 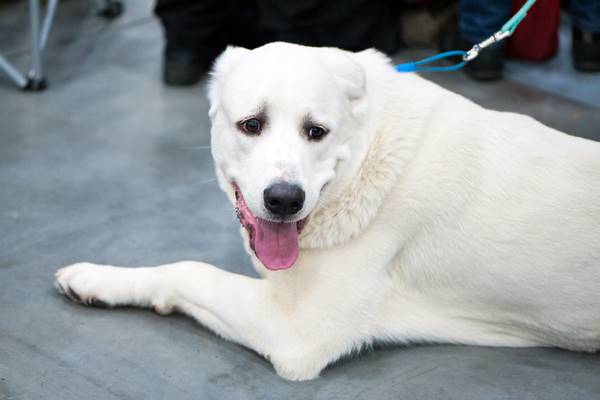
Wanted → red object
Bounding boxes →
[506,0,561,61]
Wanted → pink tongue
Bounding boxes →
[254,219,299,270]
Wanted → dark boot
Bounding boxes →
[464,43,504,81]
[163,49,213,86]
[440,32,504,81]
[572,27,600,72]
[155,0,229,86]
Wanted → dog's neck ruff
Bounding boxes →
[299,123,410,249]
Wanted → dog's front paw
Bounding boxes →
[55,262,120,308]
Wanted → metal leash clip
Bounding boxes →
[463,30,512,62]
[463,0,536,62]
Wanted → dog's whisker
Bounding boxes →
[198,178,217,185]
[181,145,212,150]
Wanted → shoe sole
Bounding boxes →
[573,62,600,72]
[464,68,503,81]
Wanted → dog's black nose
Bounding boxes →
[264,183,305,217]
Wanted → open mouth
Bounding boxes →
[233,183,307,271]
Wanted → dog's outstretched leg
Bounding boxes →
[55,261,349,380]
[55,261,271,342]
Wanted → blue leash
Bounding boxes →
[395,50,466,72]
[396,0,537,73]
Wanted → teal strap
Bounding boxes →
[501,0,537,35]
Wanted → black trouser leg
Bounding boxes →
[256,0,400,53]
[154,0,229,63]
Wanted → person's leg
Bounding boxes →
[570,0,600,33]
[569,0,600,71]
[227,0,269,49]
[154,0,229,85]
[458,0,510,43]
[257,0,400,53]
[456,0,511,81]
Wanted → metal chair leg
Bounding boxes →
[0,0,122,91]
[40,0,59,51]
[0,0,56,91]
[0,54,28,88]
[25,0,48,90]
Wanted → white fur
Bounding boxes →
[55,43,600,381]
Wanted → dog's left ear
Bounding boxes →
[319,48,366,112]
[208,46,250,118]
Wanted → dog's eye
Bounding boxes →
[306,126,328,141]
[240,118,262,135]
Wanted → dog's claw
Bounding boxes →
[54,280,66,295]
[66,286,82,303]
[89,298,110,308]
[56,280,110,308]
[54,278,81,304]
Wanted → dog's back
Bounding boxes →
[369,66,600,350]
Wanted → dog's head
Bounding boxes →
[208,42,368,271]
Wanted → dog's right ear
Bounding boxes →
[208,46,250,118]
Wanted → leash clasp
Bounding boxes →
[463,30,512,62]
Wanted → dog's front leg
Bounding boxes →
[55,261,271,344]
[55,262,343,380]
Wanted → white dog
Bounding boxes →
[55,42,600,381]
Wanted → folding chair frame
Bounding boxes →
[0,0,123,91]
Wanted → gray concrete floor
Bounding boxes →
[1,1,600,399]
